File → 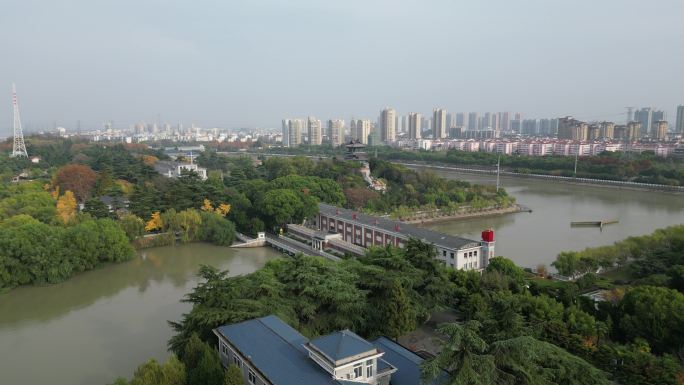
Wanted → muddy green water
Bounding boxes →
[0,244,279,385]
[412,166,684,270]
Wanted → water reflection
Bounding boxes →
[414,167,684,269]
[0,244,280,385]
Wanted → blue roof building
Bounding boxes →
[213,315,444,385]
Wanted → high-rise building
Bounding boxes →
[351,119,371,144]
[677,105,684,134]
[521,119,538,136]
[558,117,588,141]
[499,112,510,132]
[327,119,345,147]
[633,108,652,137]
[446,113,455,129]
[287,118,304,147]
[307,117,322,145]
[467,112,479,130]
[455,113,466,128]
[481,112,494,130]
[281,119,290,147]
[432,108,447,139]
[380,108,396,143]
[538,118,557,137]
[408,112,422,139]
[599,121,615,139]
[653,120,668,140]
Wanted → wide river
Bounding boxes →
[0,244,279,385]
[412,166,684,270]
[1,172,683,385]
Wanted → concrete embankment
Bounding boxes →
[400,204,528,225]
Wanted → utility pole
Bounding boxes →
[496,154,501,192]
[574,145,579,178]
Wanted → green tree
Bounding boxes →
[421,321,496,385]
[383,279,417,340]
[617,285,684,353]
[83,198,111,219]
[223,364,243,385]
[119,214,145,241]
[183,334,224,385]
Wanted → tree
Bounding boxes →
[83,197,111,219]
[224,364,243,385]
[552,252,582,277]
[618,285,684,353]
[421,321,497,385]
[119,214,145,241]
[54,164,98,201]
[216,203,231,217]
[56,190,77,224]
[146,211,163,232]
[486,257,526,285]
[201,199,214,212]
[182,334,224,385]
[383,279,417,340]
[198,212,236,246]
[260,189,303,227]
[127,356,186,385]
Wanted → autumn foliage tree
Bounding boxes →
[145,212,163,232]
[54,164,98,202]
[56,191,78,224]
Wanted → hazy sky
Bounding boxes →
[1,0,683,135]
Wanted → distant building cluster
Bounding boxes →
[281,105,684,156]
[400,138,680,157]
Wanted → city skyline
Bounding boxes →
[2,0,684,136]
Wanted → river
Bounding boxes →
[0,244,280,385]
[412,166,684,270]
[2,172,683,385]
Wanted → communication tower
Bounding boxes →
[11,83,28,158]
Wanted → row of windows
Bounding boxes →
[351,359,374,379]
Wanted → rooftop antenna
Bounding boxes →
[11,83,28,158]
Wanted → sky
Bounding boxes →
[1,0,683,135]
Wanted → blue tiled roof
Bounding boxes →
[216,316,337,385]
[309,330,377,363]
[372,337,448,385]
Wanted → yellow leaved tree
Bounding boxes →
[56,190,77,224]
[201,199,214,212]
[145,211,163,232]
[216,203,231,216]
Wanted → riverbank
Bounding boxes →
[400,204,527,225]
[398,162,684,193]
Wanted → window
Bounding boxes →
[442,250,447,257]
[474,250,478,256]
[450,252,454,259]
[353,363,363,379]
[366,360,374,378]
[233,355,242,367]
[248,370,256,385]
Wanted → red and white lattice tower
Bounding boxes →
[11,83,28,158]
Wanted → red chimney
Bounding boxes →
[352,213,357,220]
[481,229,494,242]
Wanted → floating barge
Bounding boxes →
[571,219,619,229]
